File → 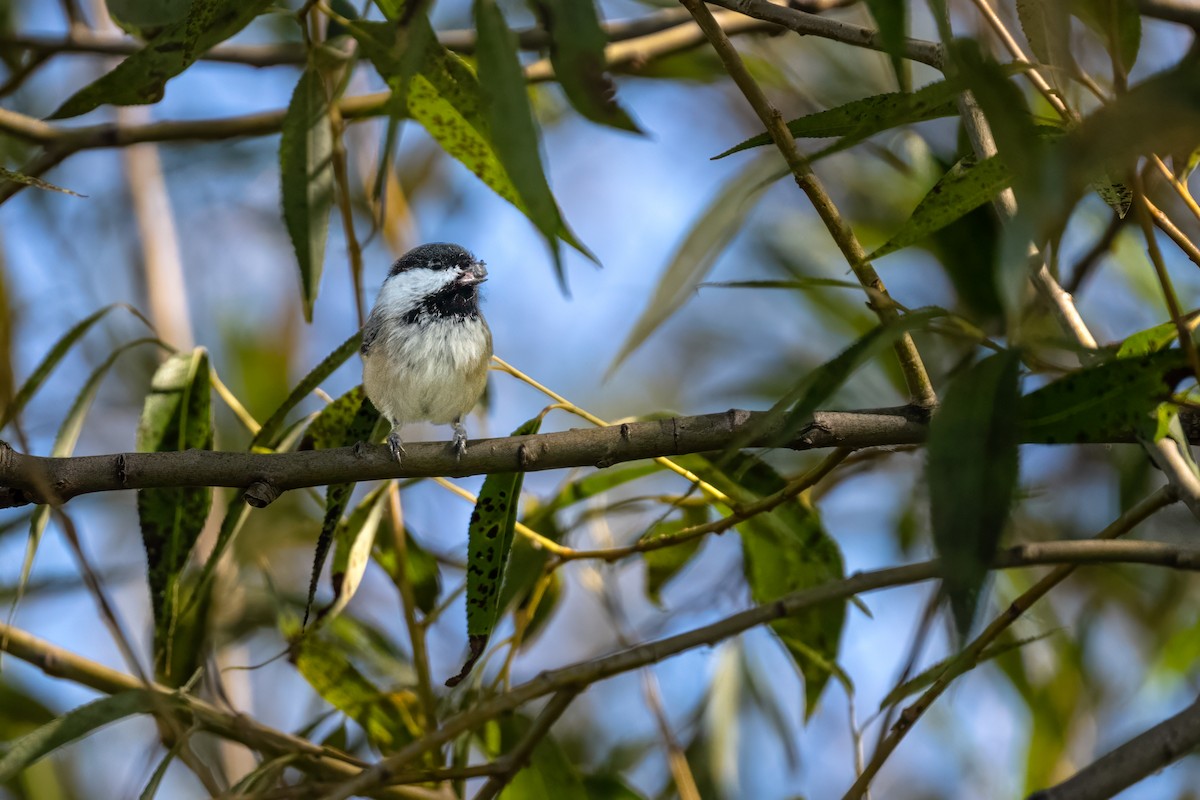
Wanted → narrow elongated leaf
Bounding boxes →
[0,167,84,198]
[713,80,960,160]
[136,348,213,681]
[0,691,160,780]
[865,0,909,90]
[640,505,707,607]
[609,152,781,374]
[524,462,664,528]
[473,0,575,284]
[50,0,272,118]
[1071,0,1140,73]
[301,386,382,626]
[106,0,190,38]
[374,523,442,615]
[688,454,845,717]
[447,416,543,687]
[249,331,362,450]
[286,621,423,749]
[1019,349,1191,444]
[494,714,587,798]
[928,351,1021,636]
[2,304,147,430]
[869,155,1012,260]
[529,0,640,132]
[319,483,390,624]
[281,67,335,323]
[1017,0,1075,86]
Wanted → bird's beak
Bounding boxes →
[456,261,488,286]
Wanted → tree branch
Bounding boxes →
[318,534,1187,799]
[1028,692,1200,799]
[0,406,931,508]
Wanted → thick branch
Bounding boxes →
[1028,692,1200,799]
[0,406,930,508]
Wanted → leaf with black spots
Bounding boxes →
[318,483,390,626]
[448,415,543,687]
[136,348,213,682]
[1019,349,1191,444]
[928,351,1021,636]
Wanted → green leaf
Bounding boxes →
[447,415,543,687]
[286,620,423,750]
[0,167,84,198]
[581,776,648,800]
[640,505,707,607]
[136,348,214,681]
[608,152,781,374]
[524,462,665,528]
[528,0,641,132]
[249,331,362,451]
[869,155,1012,260]
[713,80,960,160]
[374,523,442,615]
[1016,0,1075,88]
[1116,316,1199,358]
[493,714,587,798]
[928,351,1021,636]
[689,454,845,717]
[473,0,580,285]
[319,483,390,625]
[301,387,382,626]
[1019,349,1191,444]
[865,0,909,91]
[50,0,272,119]
[280,67,335,323]
[106,0,190,38]
[0,692,160,781]
[1071,0,1140,73]
[1,304,148,431]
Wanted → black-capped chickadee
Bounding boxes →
[361,243,493,462]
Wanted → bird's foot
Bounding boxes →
[451,428,468,461]
[387,432,406,463]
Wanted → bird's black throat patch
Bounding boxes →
[401,282,481,324]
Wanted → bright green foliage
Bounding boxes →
[689,454,846,717]
[280,67,335,323]
[136,348,214,681]
[0,692,161,781]
[1019,349,1191,444]
[300,386,381,626]
[928,351,1021,636]
[488,714,588,798]
[713,80,960,160]
[50,0,272,118]
[450,415,542,686]
[286,619,424,750]
[527,0,641,132]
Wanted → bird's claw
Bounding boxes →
[452,431,468,461]
[387,432,406,463]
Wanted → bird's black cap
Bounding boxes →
[388,243,478,277]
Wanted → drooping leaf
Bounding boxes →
[301,387,382,626]
[640,505,708,607]
[609,152,781,374]
[315,483,390,626]
[1091,173,1132,218]
[1019,349,1191,444]
[865,0,909,91]
[870,155,1012,260]
[528,0,641,132]
[280,67,335,323]
[50,0,273,118]
[713,80,960,160]
[687,454,846,717]
[249,331,362,451]
[473,0,579,285]
[286,619,423,750]
[928,351,1021,636]
[136,348,214,681]
[447,415,543,687]
[0,692,161,781]
[1071,0,1140,74]
[1116,315,1200,358]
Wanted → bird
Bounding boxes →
[361,243,492,463]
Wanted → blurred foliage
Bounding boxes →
[0,0,1199,798]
